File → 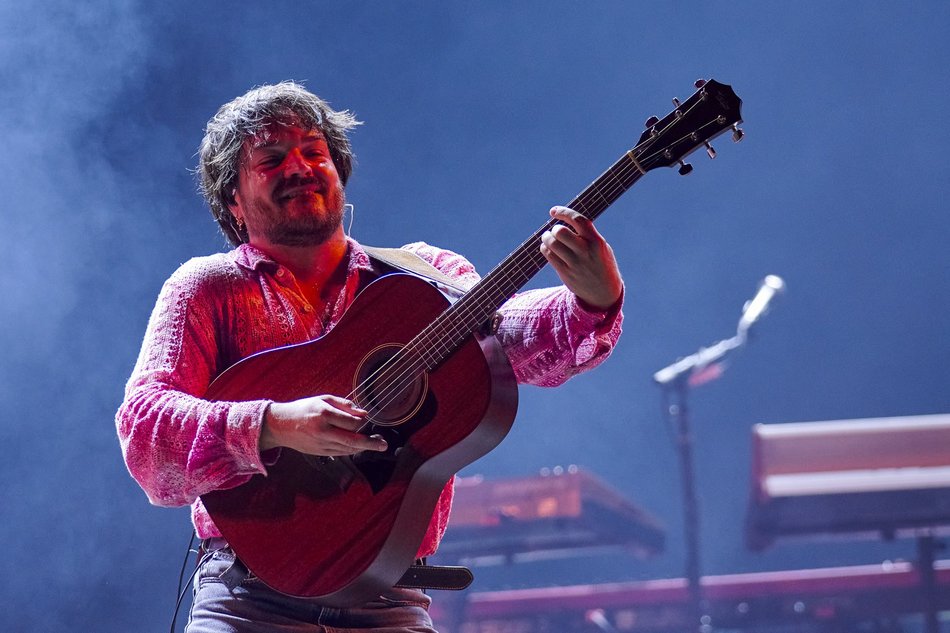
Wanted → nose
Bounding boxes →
[283,147,313,178]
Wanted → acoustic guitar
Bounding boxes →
[201,78,743,605]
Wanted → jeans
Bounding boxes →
[185,545,438,633]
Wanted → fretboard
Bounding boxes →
[409,149,645,369]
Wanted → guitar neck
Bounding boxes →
[406,78,743,370]
[410,150,647,368]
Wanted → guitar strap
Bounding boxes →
[395,559,474,592]
[361,245,469,295]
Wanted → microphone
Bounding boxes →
[737,275,785,334]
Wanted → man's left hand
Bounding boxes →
[540,206,623,310]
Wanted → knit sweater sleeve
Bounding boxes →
[400,242,623,386]
[115,257,270,507]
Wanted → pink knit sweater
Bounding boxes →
[116,238,622,557]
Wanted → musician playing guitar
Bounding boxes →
[116,81,623,632]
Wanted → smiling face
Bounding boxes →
[230,122,346,248]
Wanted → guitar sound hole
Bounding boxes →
[353,344,427,428]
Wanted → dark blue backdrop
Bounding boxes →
[1,2,948,631]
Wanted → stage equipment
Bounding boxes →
[437,467,665,563]
[747,413,950,633]
[428,559,950,633]
[747,412,950,545]
[652,275,785,630]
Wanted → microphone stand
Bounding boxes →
[662,380,704,631]
[653,276,783,632]
[654,332,745,633]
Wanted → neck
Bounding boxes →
[250,226,349,289]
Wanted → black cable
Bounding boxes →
[170,530,199,633]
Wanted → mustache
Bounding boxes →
[275,176,324,198]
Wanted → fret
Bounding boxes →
[385,80,742,378]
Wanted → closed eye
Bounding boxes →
[257,155,283,168]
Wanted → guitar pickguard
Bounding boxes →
[352,385,440,494]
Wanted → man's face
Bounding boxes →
[231,122,345,248]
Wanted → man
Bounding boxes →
[117,81,624,632]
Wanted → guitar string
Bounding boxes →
[346,112,725,430]
[426,112,731,348]
[347,117,723,431]
[347,132,656,403]
[344,159,641,426]
[344,105,726,429]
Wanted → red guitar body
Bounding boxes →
[201,273,518,605]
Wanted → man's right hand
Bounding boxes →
[260,395,388,455]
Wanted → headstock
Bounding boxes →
[634,79,743,175]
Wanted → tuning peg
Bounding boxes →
[678,161,693,175]
[732,124,745,143]
[672,97,681,107]
[704,142,716,159]
[644,115,659,128]
[694,79,707,89]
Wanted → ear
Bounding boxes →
[224,188,245,228]
[226,187,243,213]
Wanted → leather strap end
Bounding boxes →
[395,564,474,591]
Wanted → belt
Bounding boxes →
[199,540,473,592]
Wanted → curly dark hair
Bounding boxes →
[197,81,361,246]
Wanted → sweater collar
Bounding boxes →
[233,237,375,276]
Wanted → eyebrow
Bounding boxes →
[252,130,327,151]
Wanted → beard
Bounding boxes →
[250,186,346,247]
